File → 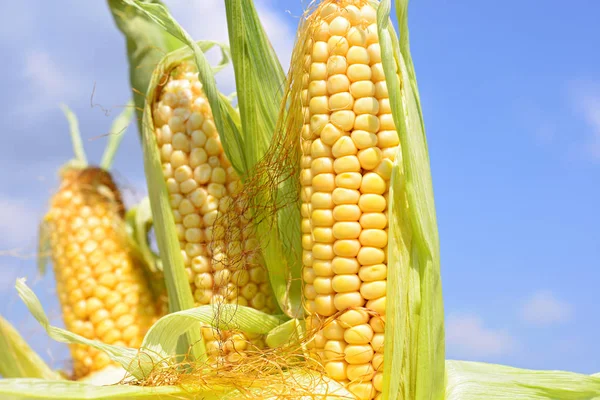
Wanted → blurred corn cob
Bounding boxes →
[296,1,398,399]
[151,63,277,362]
[42,105,164,379]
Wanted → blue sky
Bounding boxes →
[0,0,598,376]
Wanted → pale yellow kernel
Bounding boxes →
[334,291,365,310]
[333,221,361,240]
[183,214,201,228]
[327,35,349,56]
[360,212,387,229]
[191,130,207,147]
[309,80,327,97]
[382,146,398,160]
[370,316,385,334]
[315,20,331,41]
[361,281,386,300]
[373,352,385,370]
[315,294,337,316]
[241,283,259,300]
[360,172,386,194]
[332,188,360,205]
[359,264,387,282]
[312,192,334,209]
[361,4,377,24]
[359,229,388,248]
[250,292,266,309]
[374,159,393,180]
[180,178,198,194]
[375,81,389,99]
[325,361,348,381]
[161,144,173,162]
[335,172,362,190]
[357,247,385,265]
[311,139,333,158]
[194,164,212,184]
[314,227,334,243]
[333,239,361,257]
[301,204,311,218]
[378,97,391,114]
[366,296,386,315]
[354,114,380,133]
[302,234,313,250]
[313,260,334,276]
[303,250,314,267]
[329,15,351,36]
[311,157,334,175]
[314,277,334,294]
[211,167,227,184]
[313,243,334,260]
[301,169,313,186]
[312,41,329,62]
[203,210,218,226]
[371,333,385,353]
[347,46,370,65]
[174,165,193,182]
[332,273,361,292]
[329,92,354,111]
[379,114,395,131]
[166,178,179,193]
[330,110,356,131]
[320,123,344,146]
[327,55,348,75]
[333,204,361,221]
[309,96,329,114]
[378,130,400,147]
[354,97,379,117]
[358,194,386,212]
[329,158,357,177]
[190,148,208,168]
[350,81,376,98]
[324,340,346,361]
[168,115,185,133]
[350,131,376,150]
[172,132,190,151]
[310,62,328,80]
[232,269,250,286]
[373,372,384,391]
[303,267,316,284]
[327,74,350,94]
[345,343,374,365]
[185,228,204,243]
[312,113,330,135]
[323,320,345,340]
[332,257,360,274]
[162,162,173,178]
[344,323,374,345]
[304,284,317,300]
[347,26,367,47]
[367,43,381,64]
[339,309,370,328]
[312,173,336,192]
[347,363,375,382]
[194,272,213,289]
[332,136,358,158]
[348,382,376,400]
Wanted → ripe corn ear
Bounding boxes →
[151,63,277,361]
[45,167,160,379]
[298,1,399,399]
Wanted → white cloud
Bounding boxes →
[520,290,572,326]
[575,92,600,160]
[446,313,515,358]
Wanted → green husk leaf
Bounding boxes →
[100,100,135,170]
[446,360,600,399]
[0,315,61,380]
[224,0,302,318]
[224,0,285,169]
[125,197,162,274]
[265,318,304,349]
[59,104,87,168]
[107,0,183,135]
[16,279,283,380]
[378,0,445,399]
[123,0,247,176]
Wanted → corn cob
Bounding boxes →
[151,63,277,361]
[46,167,159,379]
[298,1,398,399]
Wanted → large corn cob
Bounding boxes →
[299,1,398,399]
[152,63,277,361]
[46,167,160,379]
